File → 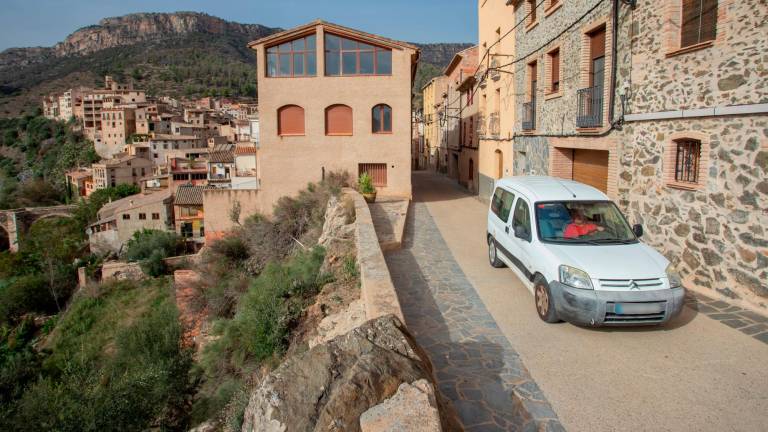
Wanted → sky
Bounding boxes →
[0,0,478,51]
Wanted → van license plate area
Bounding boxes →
[612,302,664,315]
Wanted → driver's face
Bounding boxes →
[573,214,584,224]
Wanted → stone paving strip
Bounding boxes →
[684,291,768,344]
[385,201,564,432]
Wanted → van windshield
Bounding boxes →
[535,201,637,244]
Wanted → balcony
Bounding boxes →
[235,169,257,177]
[476,115,486,136]
[576,86,604,128]
[522,98,536,131]
[488,113,500,137]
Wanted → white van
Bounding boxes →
[487,176,685,326]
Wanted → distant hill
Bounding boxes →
[0,12,472,116]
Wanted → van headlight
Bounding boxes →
[666,263,682,289]
[559,265,593,290]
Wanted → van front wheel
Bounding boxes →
[487,237,505,268]
[534,276,560,323]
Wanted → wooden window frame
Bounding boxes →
[680,0,718,49]
[545,46,562,99]
[664,0,721,57]
[372,104,393,134]
[324,33,392,77]
[266,34,317,78]
[525,0,539,31]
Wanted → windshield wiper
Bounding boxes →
[589,238,635,244]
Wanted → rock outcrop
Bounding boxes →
[359,379,442,432]
[53,12,277,58]
[241,315,440,432]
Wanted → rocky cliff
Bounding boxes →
[52,12,277,58]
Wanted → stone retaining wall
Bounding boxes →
[352,191,405,323]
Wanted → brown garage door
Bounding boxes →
[572,149,608,192]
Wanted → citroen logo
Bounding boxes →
[629,280,640,290]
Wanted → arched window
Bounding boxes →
[325,104,353,135]
[372,104,392,133]
[277,105,305,136]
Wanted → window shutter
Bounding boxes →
[682,0,717,48]
[278,105,305,135]
[590,28,606,59]
[551,50,560,90]
[325,105,353,135]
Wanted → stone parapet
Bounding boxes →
[352,190,405,324]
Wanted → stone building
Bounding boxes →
[88,189,174,255]
[91,154,153,190]
[475,0,767,310]
[100,105,136,157]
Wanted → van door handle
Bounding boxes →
[505,226,509,234]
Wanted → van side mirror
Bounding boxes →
[514,225,531,242]
[632,224,644,238]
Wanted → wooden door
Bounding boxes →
[572,149,609,192]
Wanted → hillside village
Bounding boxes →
[43,75,260,254]
[0,1,767,431]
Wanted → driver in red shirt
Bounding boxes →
[563,209,605,239]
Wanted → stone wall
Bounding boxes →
[352,191,405,323]
[619,116,767,310]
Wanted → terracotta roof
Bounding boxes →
[234,145,258,155]
[174,185,212,206]
[248,20,419,51]
[209,149,234,163]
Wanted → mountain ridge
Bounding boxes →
[0,11,473,116]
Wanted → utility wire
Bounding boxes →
[437,0,607,118]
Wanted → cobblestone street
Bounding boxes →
[385,171,768,432]
[386,201,563,431]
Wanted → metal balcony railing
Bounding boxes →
[488,113,500,137]
[576,86,604,128]
[522,98,536,131]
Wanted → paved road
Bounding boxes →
[388,171,768,432]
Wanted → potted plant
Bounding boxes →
[358,172,376,203]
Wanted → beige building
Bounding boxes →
[476,0,518,200]
[100,105,136,157]
[150,134,205,164]
[246,20,419,211]
[88,189,174,255]
[421,76,446,171]
[442,46,480,187]
[91,154,153,190]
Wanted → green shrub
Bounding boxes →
[5,279,193,431]
[0,274,58,323]
[358,172,375,194]
[123,229,183,276]
[194,247,328,420]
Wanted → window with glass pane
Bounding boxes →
[372,104,392,133]
[266,34,317,77]
[325,33,393,76]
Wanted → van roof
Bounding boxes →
[495,176,609,202]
